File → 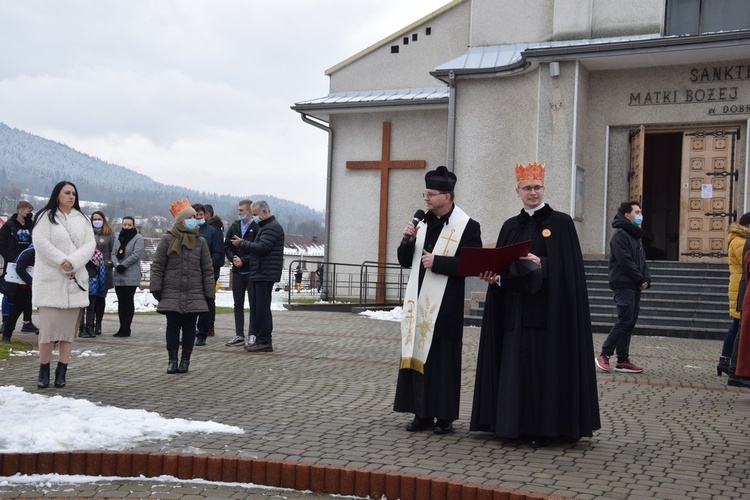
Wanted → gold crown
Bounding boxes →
[169,198,192,217]
[515,162,545,183]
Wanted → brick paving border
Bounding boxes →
[0,450,555,499]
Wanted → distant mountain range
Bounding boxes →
[0,123,324,238]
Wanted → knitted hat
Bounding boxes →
[515,162,545,183]
[169,198,196,224]
[425,165,457,191]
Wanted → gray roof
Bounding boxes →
[432,31,750,79]
[291,87,449,120]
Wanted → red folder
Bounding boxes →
[457,240,532,277]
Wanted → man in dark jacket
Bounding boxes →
[193,203,225,346]
[231,200,284,353]
[0,200,38,333]
[223,199,260,346]
[595,201,651,374]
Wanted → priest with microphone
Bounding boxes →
[394,165,482,435]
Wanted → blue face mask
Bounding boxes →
[196,218,206,225]
[251,215,261,224]
[632,215,644,226]
[184,218,198,230]
[238,214,247,222]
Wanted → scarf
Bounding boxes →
[400,205,470,373]
[167,223,198,255]
[117,228,138,259]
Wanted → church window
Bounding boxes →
[403,37,409,45]
[426,27,432,35]
[665,0,750,35]
[412,33,418,41]
[391,45,400,53]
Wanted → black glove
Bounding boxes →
[116,265,126,273]
[152,291,162,301]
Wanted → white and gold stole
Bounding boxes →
[400,206,469,373]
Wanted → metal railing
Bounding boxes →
[286,260,409,305]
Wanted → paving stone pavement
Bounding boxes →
[1,309,749,499]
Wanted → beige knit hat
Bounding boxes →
[169,198,196,224]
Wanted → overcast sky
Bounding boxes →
[0,0,449,211]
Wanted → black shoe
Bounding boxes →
[528,437,552,448]
[195,338,207,346]
[727,374,750,388]
[405,416,434,432]
[244,342,273,353]
[79,326,95,338]
[113,332,131,337]
[717,356,731,376]
[225,336,245,346]
[176,351,192,373]
[434,419,453,435]
[37,363,50,389]
[54,362,68,388]
[166,350,179,374]
[21,321,39,333]
[94,325,102,336]
[0,335,10,343]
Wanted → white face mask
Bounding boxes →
[92,220,103,229]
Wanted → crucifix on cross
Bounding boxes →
[347,121,426,302]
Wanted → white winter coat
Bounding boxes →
[32,209,96,309]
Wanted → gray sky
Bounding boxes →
[0,0,449,211]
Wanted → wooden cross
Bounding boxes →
[347,121,426,302]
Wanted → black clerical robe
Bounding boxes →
[470,204,600,440]
[394,206,482,421]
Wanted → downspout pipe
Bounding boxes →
[300,113,333,261]
[446,71,457,171]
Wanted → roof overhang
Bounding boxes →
[291,87,449,122]
[431,30,750,82]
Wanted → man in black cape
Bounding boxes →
[470,162,600,447]
[394,166,482,434]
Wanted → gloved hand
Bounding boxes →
[152,291,162,301]
[116,265,126,273]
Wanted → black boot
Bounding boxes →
[717,356,731,376]
[37,363,50,389]
[54,362,68,388]
[94,322,102,336]
[167,350,178,374]
[177,350,192,373]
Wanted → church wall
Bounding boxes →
[589,0,663,38]
[327,109,448,267]
[470,0,663,46]
[329,1,470,93]
[450,70,550,242]
[552,0,663,40]
[470,0,553,46]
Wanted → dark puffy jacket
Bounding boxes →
[608,212,651,290]
[0,212,33,272]
[199,222,224,271]
[150,232,215,314]
[239,215,285,282]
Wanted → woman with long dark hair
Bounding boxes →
[111,216,144,337]
[31,181,95,388]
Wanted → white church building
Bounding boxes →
[293,0,750,272]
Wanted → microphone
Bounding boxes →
[401,209,426,245]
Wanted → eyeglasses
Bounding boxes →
[520,185,544,193]
[422,191,447,199]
